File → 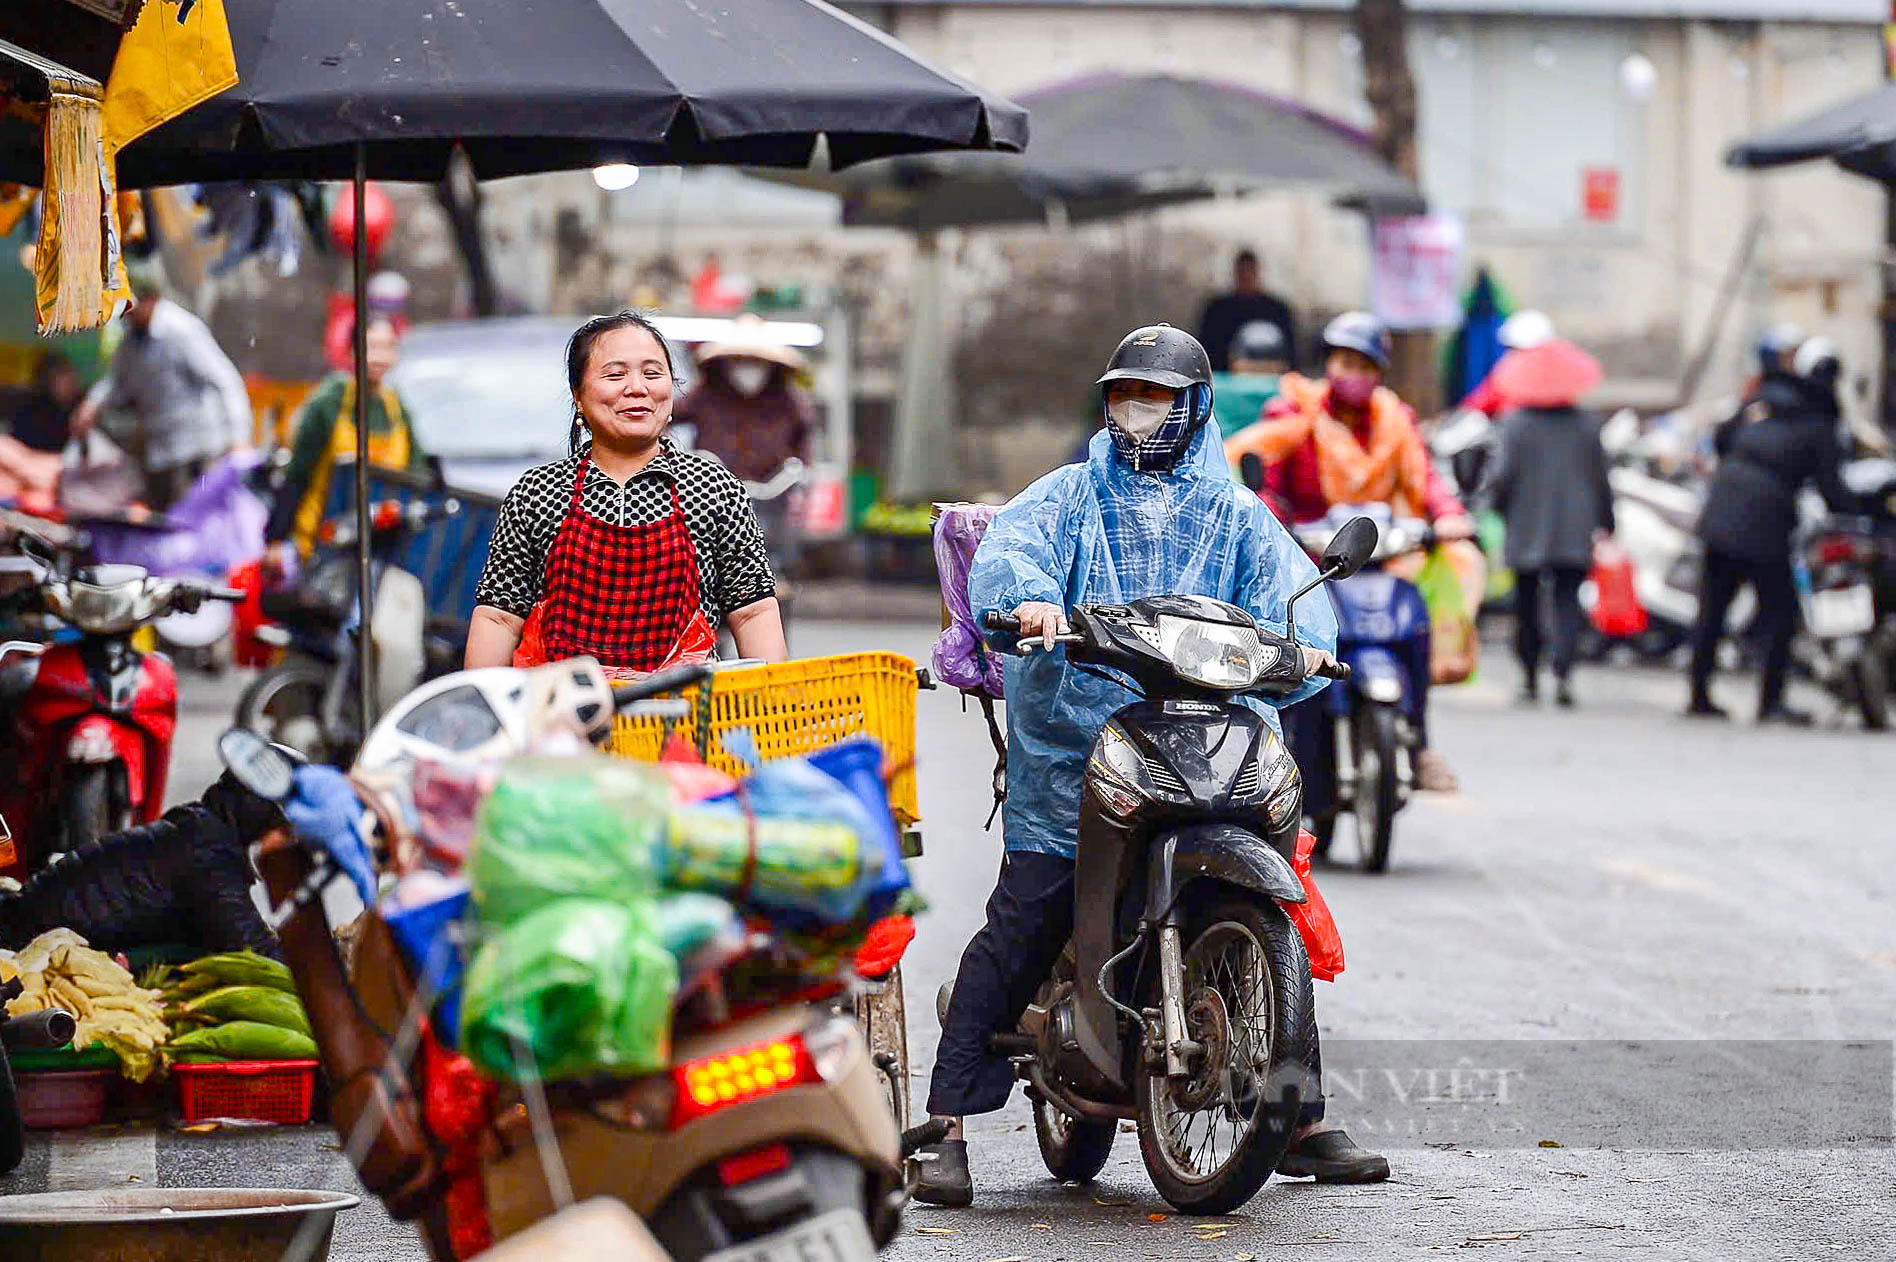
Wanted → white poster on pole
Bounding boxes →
[1370,214,1465,331]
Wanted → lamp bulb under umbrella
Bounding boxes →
[593,163,641,191]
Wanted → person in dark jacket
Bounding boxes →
[1485,402,1616,706]
[1688,337,1852,724]
[0,773,283,957]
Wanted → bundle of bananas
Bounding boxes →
[2,929,168,1082]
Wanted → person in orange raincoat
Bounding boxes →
[1225,312,1484,792]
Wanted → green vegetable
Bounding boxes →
[181,985,311,1037]
[164,1020,318,1062]
[179,951,295,994]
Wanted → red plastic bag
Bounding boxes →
[1588,539,1647,638]
[512,601,717,679]
[1287,830,1345,982]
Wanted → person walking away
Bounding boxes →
[1480,336,1613,706]
[1224,312,1482,792]
[263,316,429,574]
[7,351,84,454]
[70,264,252,512]
[913,323,1387,1208]
[1688,337,1852,724]
[465,311,786,673]
[1198,250,1299,374]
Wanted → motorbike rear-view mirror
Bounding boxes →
[217,728,296,802]
[1238,452,1266,494]
[1323,516,1379,580]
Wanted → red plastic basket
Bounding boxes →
[172,1059,320,1125]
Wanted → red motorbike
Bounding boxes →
[0,562,239,878]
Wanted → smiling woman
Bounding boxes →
[464,311,787,674]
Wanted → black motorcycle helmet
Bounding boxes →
[1097,323,1214,392]
[1321,311,1393,372]
[1096,324,1215,472]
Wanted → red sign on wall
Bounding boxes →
[1582,167,1620,223]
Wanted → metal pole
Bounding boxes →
[352,143,376,737]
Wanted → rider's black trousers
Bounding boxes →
[926,849,1326,1128]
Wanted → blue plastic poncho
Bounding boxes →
[971,421,1339,858]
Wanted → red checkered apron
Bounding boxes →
[518,456,715,673]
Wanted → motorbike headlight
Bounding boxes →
[1155,616,1263,689]
[57,581,142,634]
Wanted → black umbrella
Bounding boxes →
[1,0,1026,736]
[1726,82,1896,174]
[815,71,1421,229]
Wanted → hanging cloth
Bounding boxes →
[514,456,716,675]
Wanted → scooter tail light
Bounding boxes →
[373,500,405,532]
[1814,536,1859,565]
[670,1034,820,1128]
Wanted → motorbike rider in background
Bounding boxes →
[1224,312,1481,792]
[1688,334,1852,724]
[913,324,1389,1208]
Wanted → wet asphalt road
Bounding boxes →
[11,617,1894,1261]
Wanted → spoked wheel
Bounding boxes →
[236,662,338,765]
[1350,703,1400,873]
[1135,900,1315,1215]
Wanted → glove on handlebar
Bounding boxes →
[283,765,378,906]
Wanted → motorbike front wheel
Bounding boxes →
[1135,898,1316,1215]
[61,763,127,855]
[1351,703,1400,873]
[236,661,338,765]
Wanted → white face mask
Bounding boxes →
[724,360,772,397]
[1107,396,1175,440]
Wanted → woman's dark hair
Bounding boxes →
[30,350,75,393]
[565,310,677,456]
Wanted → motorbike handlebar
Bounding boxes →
[1313,657,1353,682]
[610,662,716,711]
[981,611,1023,634]
[1,1007,78,1050]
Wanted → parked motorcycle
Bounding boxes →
[978,516,1372,1215]
[220,659,911,1260]
[0,554,241,876]
[1286,506,1429,873]
[1792,459,1896,731]
[234,497,462,766]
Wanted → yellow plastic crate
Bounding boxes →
[608,652,921,825]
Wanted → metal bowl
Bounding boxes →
[0,1187,360,1262]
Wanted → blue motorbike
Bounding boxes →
[1288,506,1432,872]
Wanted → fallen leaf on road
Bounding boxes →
[1193,1229,1228,1240]
[985,1256,1027,1261]
[914,1227,956,1236]
[1236,1254,1255,1261]
[1551,1170,1588,1179]
[1463,1233,1524,1243]
[1537,1140,1561,1148]
[180,1122,219,1134]
[1094,1196,1131,1207]
[1032,1223,1051,1231]
[1147,1213,1169,1223]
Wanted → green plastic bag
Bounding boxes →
[165,1020,319,1062]
[180,985,312,1037]
[1414,549,1478,685]
[467,755,670,924]
[460,898,677,1082]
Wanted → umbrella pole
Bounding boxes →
[352,143,377,739]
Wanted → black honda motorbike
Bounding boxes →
[980,517,1375,1215]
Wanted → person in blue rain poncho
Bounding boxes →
[914,326,1390,1208]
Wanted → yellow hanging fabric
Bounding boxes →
[0,37,109,334]
[96,0,239,320]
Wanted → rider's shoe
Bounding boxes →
[1414,748,1459,794]
[1756,704,1814,728]
[1277,1126,1391,1184]
[911,1139,973,1207]
[1684,698,1730,720]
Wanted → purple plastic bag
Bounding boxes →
[931,502,1004,697]
[85,450,268,577]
